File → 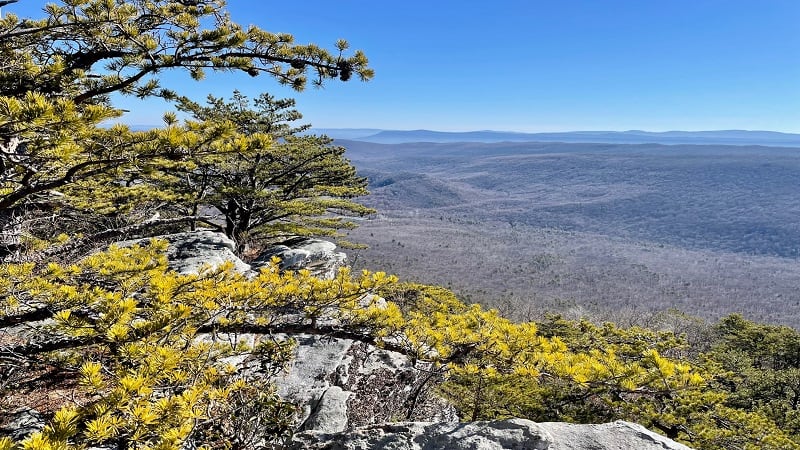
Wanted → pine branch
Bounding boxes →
[37,215,221,260]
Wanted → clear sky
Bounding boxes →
[8,1,800,132]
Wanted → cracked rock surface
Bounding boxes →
[274,335,456,434]
[290,419,695,450]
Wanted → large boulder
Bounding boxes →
[119,230,250,275]
[289,419,695,450]
[252,237,347,279]
[541,420,695,450]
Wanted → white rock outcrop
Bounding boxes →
[290,419,694,450]
[277,335,356,433]
[290,419,552,450]
[119,230,250,274]
[129,234,451,432]
[252,237,347,279]
[542,420,694,450]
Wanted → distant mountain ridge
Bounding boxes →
[316,128,800,147]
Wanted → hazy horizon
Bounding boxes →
[124,125,800,135]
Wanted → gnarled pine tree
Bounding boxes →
[152,91,373,254]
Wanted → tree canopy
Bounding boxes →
[0,0,372,257]
[161,92,373,253]
[0,0,371,103]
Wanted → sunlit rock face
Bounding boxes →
[289,419,696,450]
[252,237,348,279]
[119,230,251,275]
[274,335,456,434]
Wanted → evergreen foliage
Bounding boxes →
[159,91,373,252]
[5,267,800,449]
[0,0,371,255]
[709,315,800,440]
[0,242,396,448]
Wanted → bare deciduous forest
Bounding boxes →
[343,140,800,327]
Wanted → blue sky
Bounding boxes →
[8,1,800,132]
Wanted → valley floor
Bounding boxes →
[347,214,800,328]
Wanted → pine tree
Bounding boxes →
[152,91,374,253]
[0,0,372,256]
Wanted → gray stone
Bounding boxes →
[290,419,552,450]
[290,419,696,450]
[304,386,352,433]
[252,237,347,279]
[119,230,250,275]
[542,420,694,450]
[0,408,44,441]
[275,334,355,431]
[273,335,456,434]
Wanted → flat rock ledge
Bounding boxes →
[289,419,695,450]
